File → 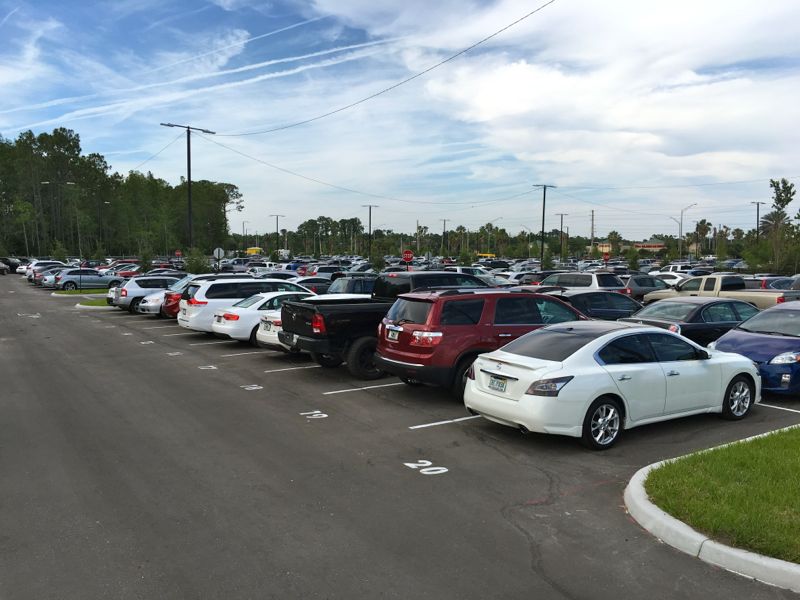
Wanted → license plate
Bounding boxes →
[181,308,186,315]
[488,376,507,393]
[263,322,272,331]
[215,316,222,322]
[387,329,399,341]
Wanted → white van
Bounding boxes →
[178,278,311,332]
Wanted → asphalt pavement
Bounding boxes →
[1,275,799,599]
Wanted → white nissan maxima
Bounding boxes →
[211,291,314,345]
[464,320,760,450]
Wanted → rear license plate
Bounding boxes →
[488,376,507,393]
[263,322,272,331]
[387,329,399,341]
[181,308,186,316]
[215,316,222,323]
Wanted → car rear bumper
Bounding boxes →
[374,353,452,387]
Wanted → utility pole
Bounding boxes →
[416,220,420,254]
[160,123,215,250]
[751,201,765,243]
[242,220,248,255]
[556,213,568,261]
[270,214,285,256]
[362,204,378,261]
[440,219,448,256]
[679,203,697,260]
[590,210,595,254]
[533,185,555,264]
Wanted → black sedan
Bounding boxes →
[545,290,642,320]
[618,297,759,346]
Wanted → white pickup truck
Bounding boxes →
[643,274,800,309]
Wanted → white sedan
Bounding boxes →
[464,321,760,450]
[210,291,314,345]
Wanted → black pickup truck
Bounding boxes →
[278,271,488,379]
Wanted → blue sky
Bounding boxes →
[2,0,800,241]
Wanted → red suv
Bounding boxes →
[375,289,586,398]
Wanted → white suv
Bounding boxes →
[539,271,625,291]
[178,278,311,332]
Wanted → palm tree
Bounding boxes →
[607,230,622,255]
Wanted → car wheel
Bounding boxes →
[310,352,343,368]
[249,326,260,347]
[400,377,423,386]
[345,337,384,380]
[451,356,476,401]
[721,375,754,420]
[63,282,77,291]
[581,396,623,450]
[128,298,142,313]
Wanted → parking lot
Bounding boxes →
[2,274,800,599]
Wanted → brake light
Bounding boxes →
[621,288,631,295]
[668,324,681,334]
[388,273,398,277]
[56,276,61,282]
[222,313,239,321]
[272,319,282,326]
[410,331,443,346]
[467,364,475,380]
[778,296,786,304]
[120,288,128,297]
[312,313,326,334]
[188,298,208,306]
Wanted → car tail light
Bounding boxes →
[312,313,326,334]
[222,313,239,321]
[621,288,631,295]
[410,331,443,346]
[668,324,681,334]
[778,296,786,304]
[272,319,282,326]
[188,297,208,306]
[467,364,475,380]
[56,276,61,282]
[121,288,128,297]
[761,280,768,289]
[525,376,573,396]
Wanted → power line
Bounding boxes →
[130,132,185,172]
[559,176,798,191]
[217,0,559,137]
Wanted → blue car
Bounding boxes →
[709,302,800,394]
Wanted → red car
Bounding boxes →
[375,289,587,398]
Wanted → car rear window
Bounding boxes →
[386,298,432,324]
[635,301,695,321]
[596,274,623,287]
[234,295,264,308]
[440,299,485,325]
[501,327,596,362]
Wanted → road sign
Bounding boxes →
[602,252,610,262]
[402,249,414,262]
[213,247,224,259]
[175,249,183,258]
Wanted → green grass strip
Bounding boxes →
[646,427,800,564]
[78,298,110,307]
[55,288,108,295]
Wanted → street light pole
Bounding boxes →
[362,205,378,261]
[270,214,285,257]
[678,203,697,260]
[242,220,248,255]
[160,123,215,250]
[556,213,568,261]
[751,201,765,243]
[534,184,556,264]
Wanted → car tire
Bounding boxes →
[310,352,343,368]
[721,375,754,420]
[345,337,384,380]
[581,396,623,450]
[63,282,77,291]
[128,298,142,313]
[249,326,260,347]
[451,356,476,401]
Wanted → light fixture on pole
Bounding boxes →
[160,123,215,250]
[678,203,697,260]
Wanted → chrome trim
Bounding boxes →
[479,368,519,381]
[377,355,425,368]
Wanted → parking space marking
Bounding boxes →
[264,365,321,374]
[189,340,237,346]
[323,382,404,395]
[198,365,218,370]
[220,351,278,358]
[166,352,183,356]
[143,325,180,330]
[761,403,800,415]
[162,332,198,337]
[408,415,481,430]
[139,341,155,345]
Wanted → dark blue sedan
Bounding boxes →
[710,303,800,394]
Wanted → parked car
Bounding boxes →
[375,289,586,398]
[546,290,642,320]
[444,266,492,276]
[178,278,311,332]
[27,261,67,282]
[0,261,8,275]
[113,276,181,312]
[619,297,759,346]
[34,265,68,286]
[642,274,800,309]
[0,257,22,273]
[289,276,335,294]
[742,276,795,290]
[137,290,167,316]
[539,271,626,291]
[211,291,315,345]
[306,265,341,279]
[709,302,800,395]
[326,276,376,295]
[42,268,74,288]
[55,268,123,290]
[464,321,760,450]
[247,269,297,280]
[619,274,671,301]
[653,272,689,286]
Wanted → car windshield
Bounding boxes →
[234,294,265,308]
[737,309,800,336]
[501,327,596,361]
[634,302,696,321]
[170,275,193,291]
[386,299,432,324]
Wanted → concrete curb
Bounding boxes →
[50,292,106,298]
[73,303,115,311]
[625,425,800,593]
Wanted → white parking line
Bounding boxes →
[144,325,180,330]
[162,332,198,337]
[264,365,321,374]
[221,351,279,358]
[323,382,405,395]
[189,340,237,346]
[408,415,481,430]
[761,403,800,415]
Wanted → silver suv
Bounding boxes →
[113,276,181,312]
[539,271,625,291]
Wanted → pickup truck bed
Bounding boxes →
[643,274,800,309]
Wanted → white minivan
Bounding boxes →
[178,278,311,332]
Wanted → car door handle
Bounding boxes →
[667,370,680,376]
[497,333,513,337]
[617,375,631,381]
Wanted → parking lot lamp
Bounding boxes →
[678,203,697,259]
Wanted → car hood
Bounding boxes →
[715,328,800,363]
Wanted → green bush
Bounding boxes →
[51,240,68,262]
[184,248,209,274]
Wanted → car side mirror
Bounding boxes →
[697,350,710,360]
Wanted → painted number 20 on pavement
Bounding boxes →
[403,460,448,475]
